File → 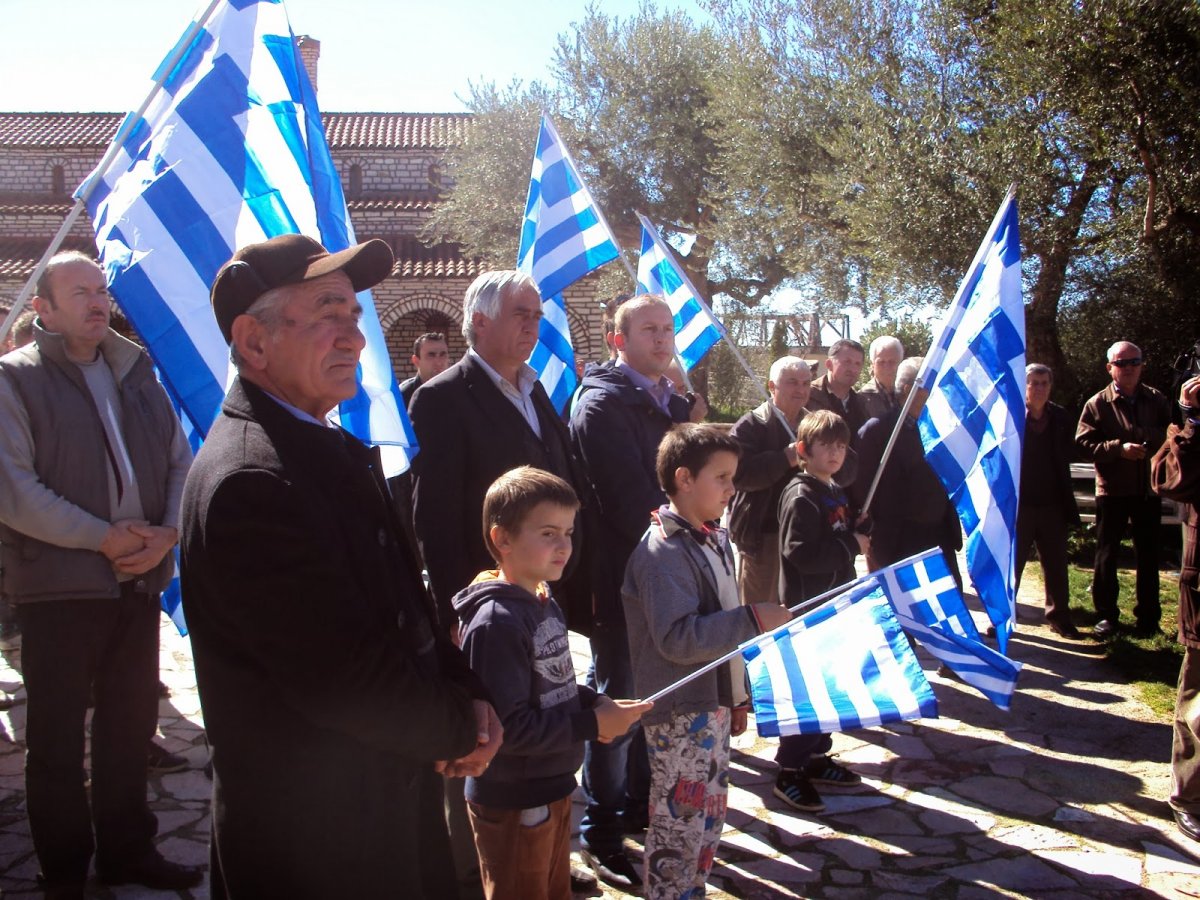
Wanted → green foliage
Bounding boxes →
[706,339,743,414]
[768,319,789,364]
[858,316,935,365]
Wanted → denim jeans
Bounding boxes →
[579,621,649,854]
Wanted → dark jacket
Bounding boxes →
[399,374,422,409]
[1152,420,1199,648]
[455,573,599,808]
[180,378,485,899]
[1021,402,1081,522]
[858,377,897,423]
[569,362,689,625]
[779,473,861,606]
[0,326,180,602]
[1076,382,1172,497]
[850,409,962,565]
[807,372,869,436]
[409,353,590,627]
[728,402,800,554]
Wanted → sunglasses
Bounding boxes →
[1110,358,1143,369]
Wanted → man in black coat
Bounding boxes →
[408,271,590,631]
[569,295,691,890]
[181,234,499,899]
[1017,364,1082,639]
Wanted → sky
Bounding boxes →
[1,0,710,113]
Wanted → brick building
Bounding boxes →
[0,40,605,383]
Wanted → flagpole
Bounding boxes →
[640,572,875,704]
[0,0,225,348]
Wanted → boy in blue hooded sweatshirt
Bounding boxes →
[454,466,651,900]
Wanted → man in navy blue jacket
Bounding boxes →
[569,295,693,889]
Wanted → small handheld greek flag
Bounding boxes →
[517,115,622,411]
[635,213,725,371]
[916,188,1025,651]
[877,549,1022,710]
[742,580,938,737]
[79,0,416,476]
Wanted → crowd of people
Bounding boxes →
[0,238,1196,899]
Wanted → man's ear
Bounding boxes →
[613,332,626,351]
[410,355,420,369]
[824,358,835,373]
[230,315,269,371]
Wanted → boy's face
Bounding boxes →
[800,438,847,479]
[493,501,576,589]
[678,450,740,523]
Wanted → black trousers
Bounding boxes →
[1092,494,1162,625]
[17,585,159,883]
[1016,503,1073,624]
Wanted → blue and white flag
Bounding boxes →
[742,580,938,737]
[517,115,621,412]
[915,189,1024,652]
[78,0,416,475]
[635,213,725,371]
[877,548,1022,710]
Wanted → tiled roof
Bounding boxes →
[392,238,484,280]
[348,195,438,212]
[0,112,470,150]
[0,237,96,282]
[0,198,74,215]
[0,236,481,284]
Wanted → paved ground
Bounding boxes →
[1,569,1199,898]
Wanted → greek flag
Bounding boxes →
[636,213,725,371]
[916,188,1024,652]
[877,549,1022,710]
[78,0,416,475]
[517,115,621,412]
[742,580,938,737]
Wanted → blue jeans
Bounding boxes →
[580,621,649,854]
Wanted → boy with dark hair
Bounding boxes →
[624,425,792,899]
[455,466,650,900]
[775,409,869,812]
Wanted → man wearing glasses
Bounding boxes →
[1076,342,1173,638]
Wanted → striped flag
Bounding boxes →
[636,213,725,371]
[517,115,621,412]
[78,0,416,475]
[916,189,1025,651]
[877,548,1022,710]
[742,580,938,737]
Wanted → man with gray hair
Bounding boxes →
[0,251,197,896]
[859,335,904,422]
[1076,340,1173,638]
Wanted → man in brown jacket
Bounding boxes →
[1151,374,1200,843]
[1076,341,1172,638]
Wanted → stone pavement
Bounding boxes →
[1,572,1199,898]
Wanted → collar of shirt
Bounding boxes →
[261,390,335,428]
[617,359,674,414]
[470,348,538,400]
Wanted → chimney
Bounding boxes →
[295,35,320,93]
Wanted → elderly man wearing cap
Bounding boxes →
[180,234,499,899]
[0,251,197,898]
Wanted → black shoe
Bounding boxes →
[35,874,85,900]
[1047,620,1084,640]
[1133,622,1162,638]
[98,852,203,890]
[570,863,598,892]
[147,741,189,774]
[1093,619,1119,639]
[580,847,642,892]
[621,805,649,834]
[803,756,863,789]
[773,769,825,812]
[1176,809,1200,842]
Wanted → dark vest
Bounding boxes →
[0,329,177,602]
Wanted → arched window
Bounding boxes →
[348,163,363,199]
[51,165,66,197]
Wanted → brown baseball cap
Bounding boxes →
[210,233,394,342]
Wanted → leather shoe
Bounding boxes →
[581,847,643,891]
[570,864,598,892]
[1047,620,1083,640]
[1093,619,1119,639]
[1176,808,1200,842]
[98,852,203,890]
[1134,622,1162,638]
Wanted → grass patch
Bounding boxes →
[1066,564,1183,717]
